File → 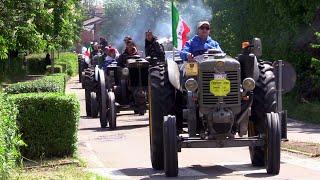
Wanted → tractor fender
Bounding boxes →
[167,59,181,91]
[251,54,259,82]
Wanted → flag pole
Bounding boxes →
[171,0,175,62]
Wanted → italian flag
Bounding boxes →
[172,1,190,50]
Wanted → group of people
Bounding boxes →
[84,20,222,70]
[84,30,166,69]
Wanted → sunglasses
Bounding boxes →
[199,26,210,30]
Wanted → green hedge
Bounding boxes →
[56,53,78,77]
[27,57,47,75]
[9,93,80,159]
[4,74,66,94]
[46,65,63,73]
[0,57,26,84]
[0,94,23,179]
[56,62,67,72]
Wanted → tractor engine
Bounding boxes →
[198,55,241,138]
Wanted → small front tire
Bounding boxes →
[163,115,178,177]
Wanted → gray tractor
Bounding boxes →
[148,38,296,177]
[96,55,150,129]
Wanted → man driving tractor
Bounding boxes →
[117,37,139,67]
[180,21,222,61]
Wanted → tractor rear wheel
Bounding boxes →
[148,65,175,170]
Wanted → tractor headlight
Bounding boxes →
[185,78,198,92]
[122,67,129,76]
[242,78,255,91]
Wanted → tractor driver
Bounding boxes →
[102,46,120,70]
[180,21,222,61]
[117,37,139,67]
[145,30,165,64]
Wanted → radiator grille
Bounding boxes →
[201,71,240,105]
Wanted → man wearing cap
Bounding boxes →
[180,21,222,61]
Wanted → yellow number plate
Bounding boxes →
[185,62,198,76]
[209,79,231,96]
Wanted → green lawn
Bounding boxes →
[12,158,105,180]
[284,94,320,124]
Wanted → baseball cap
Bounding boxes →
[197,21,210,29]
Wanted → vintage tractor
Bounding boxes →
[148,38,296,177]
[96,55,150,129]
[82,54,103,118]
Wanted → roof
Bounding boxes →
[83,16,103,26]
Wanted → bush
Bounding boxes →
[9,93,80,159]
[46,65,63,73]
[0,94,23,178]
[56,53,78,77]
[56,62,68,72]
[284,94,320,124]
[27,57,47,75]
[4,74,66,94]
[0,57,26,84]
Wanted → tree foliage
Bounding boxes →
[0,0,83,59]
[207,0,320,99]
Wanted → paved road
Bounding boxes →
[66,77,320,179]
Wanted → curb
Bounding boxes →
[281,147,320,158]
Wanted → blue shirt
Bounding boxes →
[180,35,222,61]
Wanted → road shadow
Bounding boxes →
[118,163,277,179]
[287,119,320,134]
[80,116,94,119]
[222,163,277,178]
[118,165,233,179]
[79,124,148,132]
[70,87,83,90]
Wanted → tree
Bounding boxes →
[0,0,83,59]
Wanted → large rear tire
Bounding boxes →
[108,92,117,130]
[90,92,98,118]
[163,115,178,177]
[266,112,281,175]
[149,65,175,170]
[249,61,277,166]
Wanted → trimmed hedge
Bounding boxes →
[9,93,80,159]
[27,57,47,75]
[56,53,78,77]
[46,65,63,73]
[4,74,66,94]
[0,94,23,179]
[0,57,26,84]
[56,62,67,72]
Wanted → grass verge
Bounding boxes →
[284,94,320,124]
[12,158,105,180]
[282,141,320,157]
